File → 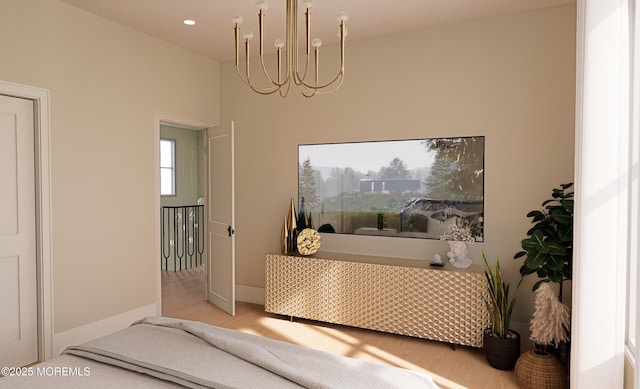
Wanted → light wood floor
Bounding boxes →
[161,266,519,389]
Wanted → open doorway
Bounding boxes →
[154,114,236,318]
[154,114,213,318]
[159,123,208,316]
[159,124,205,272]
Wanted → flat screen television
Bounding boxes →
[298,136,485,241]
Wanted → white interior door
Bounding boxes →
[206,122,235,315]
[0,94,38,367]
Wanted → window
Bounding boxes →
[160,139,176,196]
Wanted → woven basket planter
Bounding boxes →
[515,350,567,388]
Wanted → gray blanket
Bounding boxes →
[62,316,438,389]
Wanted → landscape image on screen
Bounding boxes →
[298,136,485,241]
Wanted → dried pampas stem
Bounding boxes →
[530,283,570,347]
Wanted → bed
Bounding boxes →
[0,316,439,388]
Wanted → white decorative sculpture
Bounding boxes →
[447,241,472,269]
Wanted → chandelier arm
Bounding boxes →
[278,79,291,98]
[277,47,282,85]
[234,57,286,95]
[244,38,251,81]
[296,45,319,98]
[257,9,283,87]
[234,24,241,69]
[289,0,298,84]
[299,22,346,92]
[293,4,312,86]
[340,20,346,71]
[298,71,344,95]
[298,66,344,88]
[234,65,283,95]
[233,11,286,94]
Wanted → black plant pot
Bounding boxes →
[483,328,521,370]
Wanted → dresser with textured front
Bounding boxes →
[264,253,490,347]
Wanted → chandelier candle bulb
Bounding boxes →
[242,31,254,41]
[243,30,253,79]
[256,0,268,11]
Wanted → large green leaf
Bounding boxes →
[527,210,545,219]
[547,255,566,271]
[551,209,572,225]
[560,199,574,213]
[531,230,545,247]
[533,279,548,291]
[547,269,563,283]
[557,224,573,242]
[519,264,537,276]
[524,250,547,269]
[547,241,567,255]
[521,239,540,251]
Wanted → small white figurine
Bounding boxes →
[432,254,443,264]
[447,241,472,269]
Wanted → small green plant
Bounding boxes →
[482,252,521,338]
[514,183,573,298]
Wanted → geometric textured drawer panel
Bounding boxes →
[403,267,489,347]
[328,261,404,335]
[265,254,331,322]
[265,253,490,348]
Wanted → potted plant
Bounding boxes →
[482,251,522,370]
[514,182,573,298]
[514,182,573,363]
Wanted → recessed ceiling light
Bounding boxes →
[183,19,196,26]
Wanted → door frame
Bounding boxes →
[0,80,53,361]
[154,112,215,312]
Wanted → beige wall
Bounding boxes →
[0,0,219,333]
[221,4,576,328]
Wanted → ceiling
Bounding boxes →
[61,0,575,62]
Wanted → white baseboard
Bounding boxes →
[236,284,265,305]
[52,303,158,357]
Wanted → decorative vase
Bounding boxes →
[483,328,521,370]
[297,197,307,230]
[514,350,567,389]
[447,241,472,269]
[285,198,297,254]
[281,216,288,254]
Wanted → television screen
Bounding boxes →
[298,136,485,241]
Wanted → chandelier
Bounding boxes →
[232,0,348,98]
